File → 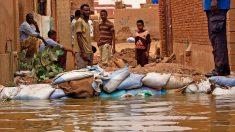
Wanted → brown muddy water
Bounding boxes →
[0,94,235,132]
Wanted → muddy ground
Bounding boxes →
[93,41,204,82]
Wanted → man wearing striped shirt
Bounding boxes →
[98,10,116,66]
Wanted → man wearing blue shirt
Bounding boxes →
[39,30,64,52]
[40,30,74,69]
[204,0,231,77]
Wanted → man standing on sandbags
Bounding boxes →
[204,0,231,77]
[19,13,44,58]
[98,10,116,66]
[74,4,93,69]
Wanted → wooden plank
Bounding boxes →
[13,0,20,52]
[0,0,19,85]
[0,0,19,53]
[0,0,14,54]
[0,54,12,85]
[56,0,74,70]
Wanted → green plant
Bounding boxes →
[19,46,64,82]
[19,51,33,70]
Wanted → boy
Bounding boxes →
[98,10,116,66]
[39,30,74,69]
[135,20,151,67]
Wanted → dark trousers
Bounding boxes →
[206,10,230,74]
[136,49,148,67]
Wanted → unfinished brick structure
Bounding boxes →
[159,0,235,73]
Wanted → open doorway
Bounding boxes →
[37,0,47,15]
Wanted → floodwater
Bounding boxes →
[0,94,235,132]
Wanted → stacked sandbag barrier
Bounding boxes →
[3,65,234,100]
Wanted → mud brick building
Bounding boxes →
[159,0,235,73]
[0,0,73,84]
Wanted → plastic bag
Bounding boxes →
[99,90,126,98]
[126,87,167,96]
[127,37,135,43]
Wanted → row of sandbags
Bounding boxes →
[0,84,57,100]
[208,76,235,95]
[184,76,235,96]
[51,66,195,98]
[52,74,235,97]
[3,66,233,100]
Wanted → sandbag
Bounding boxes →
[197,80,212,93]
[99,90,126,98]
[14,84,55,100]
[53,70,94,84]
[184,84,198,94]
[117,74,145,90]
[164,75,193,89]
[142,73,171,89]
[50,89,66,99]
[58,77,94,98]
[103,66,130,93]
[212,87,235,96]
[0,87,21,99]
[209,76,235,87]
[0,85,4,91]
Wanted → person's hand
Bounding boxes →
[32,20,38,26]
[37,36,43,39]
[145,51,149,58]
[211,0,218,14]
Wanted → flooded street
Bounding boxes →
[0,94,235,132]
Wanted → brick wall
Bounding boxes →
[94,2,114,18]
[159,0,235,73]
[158,0,167,57]
[114,8,160,42]
[70,0,94,14]
[171,0,213,73]
[227,0,235,71]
